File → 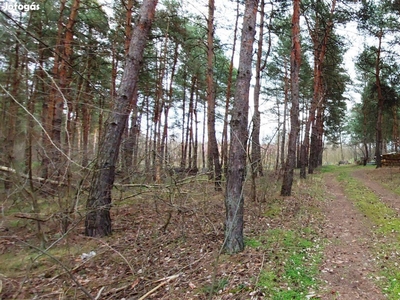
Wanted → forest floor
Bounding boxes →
[1,165,400,299]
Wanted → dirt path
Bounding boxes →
[319,173,386,299]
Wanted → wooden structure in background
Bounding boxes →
[382,153,400,167]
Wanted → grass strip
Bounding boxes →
[251,228,322,299]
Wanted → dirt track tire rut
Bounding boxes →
[319,173,385,299]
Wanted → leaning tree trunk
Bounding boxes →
[280,0,301,197]
[85,0,158,237]
[224,0,258,254]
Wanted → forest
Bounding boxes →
[1,0,400,299]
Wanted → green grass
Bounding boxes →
[245,237,263,248]
[320,164,339,173]
[255,228,322,299]
[336,169,400,235]
[0,240,99,279]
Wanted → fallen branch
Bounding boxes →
[138,274,180,300]
[14,213,54,223]
[0,165,67,186]
[114,176,210,188]
[101,282,134,297]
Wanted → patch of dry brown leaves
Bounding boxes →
[0,172,323,299]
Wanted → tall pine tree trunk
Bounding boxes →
[180,68,187,168]
[224,0,258,254]
[121,0,135,180]
[251,0,266,180]
[221,0,240,176]
[280,57,289,172]
[85,0,158,237]
[207,0,222,190]
[280,0,301,197]
[42,0,66,179]
[375,31,384,168]
[4,32,21,191]
[307,0,336,174]
[53,0,80,177]
[393,104,399,153]
[193,91,199,169]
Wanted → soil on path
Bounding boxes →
[319,173,385,299]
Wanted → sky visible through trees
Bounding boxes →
[1,1,400,299]
[0,0,399,249]
[94,0,386,137]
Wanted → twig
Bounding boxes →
[254,252,266,288]
[101,282,132,296]
[115,176,210,188]
[94,286,106,300]
[138,274,180,300]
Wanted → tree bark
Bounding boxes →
[280,0,301,197]
[4,30,21,191]
[393,104,399,153]
[180,67,187,168]
[224,0,258,254]
[41,0,66,179]
[193,91,199,169]
[280,57,289,173]
[85,0,158,237]
[251,0,267,179]
[53,0,80,176]
[207,0,222,190]
[221,0,240,177]
[375,31,384,168]
[82,41,93,168]
[162,43,179,168]
[121,0,136,180]
[307,0,336,175]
